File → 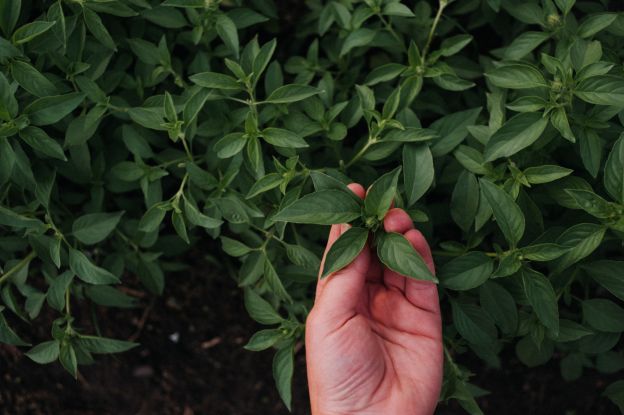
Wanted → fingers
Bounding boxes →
[347,182,366,199]
[384,208,414,234]
[403,228,440,315]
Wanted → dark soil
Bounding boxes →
[0,259,620,415]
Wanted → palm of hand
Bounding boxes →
[306,185,443,415]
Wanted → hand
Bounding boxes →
[305,183,443,415]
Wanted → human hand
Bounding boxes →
[305,183,443,415]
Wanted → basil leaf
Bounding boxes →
[484,112,549,161]
[403,143,434,206]
[321,227,368,278]
[364,166,401,220]
[273,189,362,225]
[376,232,437,282]
[480,179,525,247]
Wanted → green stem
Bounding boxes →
[0,252,36,285]
[344,135,377,170]
[421,0,447,65]
[115,229,139,252]
[180,136,193,161]
[65,285,72,317]
[377,13,404,49]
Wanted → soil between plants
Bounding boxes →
[0,258,620,415]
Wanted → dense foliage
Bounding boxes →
[1,0,624,412]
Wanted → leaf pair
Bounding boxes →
[274,168,436,282]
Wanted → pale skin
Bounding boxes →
[306,183,443,415]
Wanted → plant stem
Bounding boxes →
[180,136,193,161]
[0,251,36,285]
[344,135,376,170]
[421,0,447,65]
[377,13,405,49]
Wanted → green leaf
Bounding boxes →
[12,20,55,44]
[377,232,437,282]
[480,281,518,334]
[76,335,138,354]
[604,381,624,413]
[440,252,493,291]
[364,166,401,221]
[0,0,21,36]
[285,244,321,271]
[432,74,475,91]
[59,342,77,378]
[264,259,292,303]
[0,311,30,346]
[435,34,473,57]
[484,112,549,161]
[265,84,319,104]
[451,170,479,232]
[521,267,559,335]
[221,237,252,257]
[138,203,168,232]
[557,319,592,342]
[382,2,414,17]
[550,107,575,142]
[24,92,85,126]
[246,173,283,198]
[486,63,547,89]
[214,132,247,158]
[520,243,569,261]
[190,72,241,90]
[69,248,120,285]
[430,108,481,156]
[111,161,144,181]
[553,223,606,272]
[19,126,66,161]
[574,75,624,106]
[85,286,137,309]
[480,179,525,247]
[244,329,283,351]
[365,63,406,86]
[340,28,376,56]
[171,210,189,243]
[604,134,624,203]
[215,13,239,58]
[273,343,295,411]
[584,261,624,302]
[25,340,60,364]
[582,299,624,332]
[453,145,491,175]
[565,189,616,218]
[503,32,550,60]
[183,199,222,229]
[262,128,308,148]
[321,227,368,278]
[403,144,434,206]
[451,301,497,345]
[273,189,362,225]
[524,165,573,184]
[83,7,116,50]
[244,288,283,325]
[72,212,123,245]
[252,39,277,83]
[47,271,74,311]
[11,61,58,97]
[577,13,617,38]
